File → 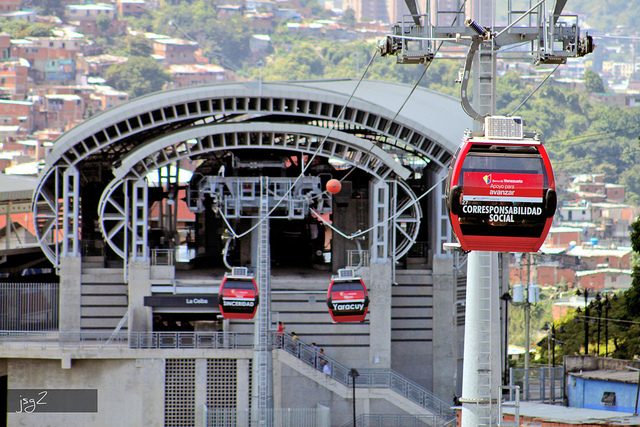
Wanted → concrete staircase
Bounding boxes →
[273,336,456,426]
[80,268,128,332]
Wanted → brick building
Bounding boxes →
[166,64,236,88]
[0,0,21,13]
[151,38,199,64]
[116,0,147,17]
[565,246,632,270]
[575,268,632,291]
[0,59,29,99]
[0,99,34,133]
[92,85,129,110]
[75,54,128,77]
[10,36,83,82]
[34,94,84,131]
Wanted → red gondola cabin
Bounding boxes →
[446,118,556,252]
[218,268,259,320]
[327,270,369,323]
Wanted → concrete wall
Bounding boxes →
[6,358,165,427]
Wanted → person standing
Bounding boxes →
[290,332,299,356]
[310,342,319,367]
[318,348,327,371]
[276,321,285,348]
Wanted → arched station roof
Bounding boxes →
[40,80,468,177]
[31,79,471,265]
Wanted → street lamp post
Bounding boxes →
[595,293,602,355]
[604,292,617,357]
[349,368,359,427]
[577,289,590,354]
[542,323,553,404]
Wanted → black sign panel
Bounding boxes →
[144,295,218,308]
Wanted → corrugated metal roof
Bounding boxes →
[502,401,640,425]
[568,369,639,384]
[566,246,632,257]
[0,174,37,202]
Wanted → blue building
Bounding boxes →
[565,355,640,413]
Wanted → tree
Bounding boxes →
[584,69,605,93]
[342,8,356,24]
[117,35,153,58]
[96,14,111,34]
[105,57,171,98]
[0,20,53,38]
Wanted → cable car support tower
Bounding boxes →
[196,175,331,426]
[379,0,593,425]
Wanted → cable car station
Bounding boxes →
[0,0,595,424]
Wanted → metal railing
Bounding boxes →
[0,283,59,331]
[206,407,331,427]
[498,385,520,427]
[280,333,456,425]
[341,413,455,427]
[151,248,174,266]
[0,331,254,350]
[509,366,564,403]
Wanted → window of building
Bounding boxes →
[601,391,616,407]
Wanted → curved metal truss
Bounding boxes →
[98,124,411,263]
[42,86,453,174]
[32,165,80,267]
[390,179,423,261]
[33,83,461,268]
[114,123,409,182]
[98,178,148,262]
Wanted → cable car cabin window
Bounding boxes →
[222,279,255,290]
[331,282,365,293]
[457,147,549,238]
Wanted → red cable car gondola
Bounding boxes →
[326,269,369,323]
[446,119,557,252]
[218,268,259,320]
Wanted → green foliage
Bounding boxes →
[140,0,252,69]
[567,0,640,31]
[342,8,356,24]
[96,14,111,34]
[0,20,53,38]
[114,36,154,58]
[27,0,64,17]
[508,299,553,349]
[105,57,171,98]
[584,69,605,93]
[550,223,640,361]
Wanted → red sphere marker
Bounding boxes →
[326,179,341,194]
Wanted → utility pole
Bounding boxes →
[524,254,531,371]
[523,253,531,402]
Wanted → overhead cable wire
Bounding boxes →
[551,147,640,166]
[545,126,640,148]
[509,63,561,117]
[337,1,466,186]
[310,175,446,240]
[222,48,380,239]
